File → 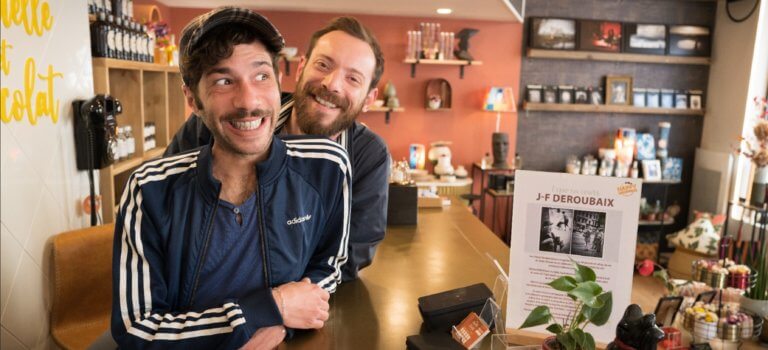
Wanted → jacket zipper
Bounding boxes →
[187,192,220,308]
[256,172,271,287]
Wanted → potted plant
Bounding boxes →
[519,261,612,350]
[741,240,767,317]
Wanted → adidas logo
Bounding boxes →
[287,214,312,226]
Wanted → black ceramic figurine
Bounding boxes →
[607,304,665,350]
[454,28,478,61]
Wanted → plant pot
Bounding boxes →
[542,336,560,350]
[740,295,768,318]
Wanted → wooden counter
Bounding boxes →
[282,200,767,350]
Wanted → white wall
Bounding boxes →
[1,0,95,348]
[692,0,767,218]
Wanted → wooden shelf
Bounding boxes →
[527,49,710,66]
[642,179,682,184]
[403,58,482,79]
[367,106,404,124]
[92,57,180,72]
[639,218,675,226]
[425,108,451,112]
[93,58,186,223]
[522,102,705,116]
[403,58,483,66]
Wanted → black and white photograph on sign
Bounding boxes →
[570,210,607,258]
[624,23,666,55]
[669,25,711,57]
[531,18,576,50]
[539,207,574,254]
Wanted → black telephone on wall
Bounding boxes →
[73,94,121,225]
[73,94,121,170]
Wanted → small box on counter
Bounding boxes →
[387,184,417,225]
[418,283,493,332]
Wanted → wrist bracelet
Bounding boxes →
[272,287,286,317]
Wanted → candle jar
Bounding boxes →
[717,321,740,341]
[693,318,718,342]
[709,271,727,289]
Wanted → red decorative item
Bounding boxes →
[638,259,655,276]
[658,327,681,350]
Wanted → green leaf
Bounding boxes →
[519,306,552,329]
[546,323,564,334]
[582,292,613,326]
[571,328,586,348]
[557,332,576,350]
[573,262,597,282]
[568,281,603,304]
[549,276,578,292]
[584,333,596,350]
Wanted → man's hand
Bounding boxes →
[274,278,330,329]
[239,325,285,350]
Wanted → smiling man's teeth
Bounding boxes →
[231,118,262,130]
[315,96,338,108]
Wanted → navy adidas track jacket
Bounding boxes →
[111,135,351,349]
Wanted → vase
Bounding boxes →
[740,295,768,318]
[750,166,768,206]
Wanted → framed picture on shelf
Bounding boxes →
[605,76,633,105]
[574,87,589,104]
[558,85,574,104]
[543,85,558,104]
[589,87,603,105]
[669,25,711,57]
[662,157,683,181]
[642,159,662,181]
[675,91,688,109]
[646,89,660,108]
[530,18,576,50]
[623,23,666,55]
[527,85,543,103]
[653,296,683,327]
[578,20,622,52]
[689,90,703,109]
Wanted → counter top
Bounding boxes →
[282,199,766,350]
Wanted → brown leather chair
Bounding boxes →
[50,224,114,350]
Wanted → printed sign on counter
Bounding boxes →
[505,171,641,344]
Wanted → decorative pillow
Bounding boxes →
[666,212,724,255]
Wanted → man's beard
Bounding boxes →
[293,79,365,137]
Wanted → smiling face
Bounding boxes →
[184,42,280,161]
[292,30,378,137]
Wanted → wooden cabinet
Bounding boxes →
[92,58,187,223]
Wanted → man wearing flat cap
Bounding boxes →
[111,7,351,349]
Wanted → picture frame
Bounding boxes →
[642,159,662,181]
[689,90,703,109]
[662,157,683,181]
[558,85,574,104]
[669,25,711,57]
[623,23,666,55]
[574,87,589,104]
[660,89,675,108]
[646,89,660,108]
[543,85,558,104]
[527,85,543,103]
[530,18,577,50]
[653,296,683,327]
[589,87,603,105]
[578,20,622,52]
[675,91,688,109]
[605,76,633,105]
[633,88,647,107]
[695,291,716,304]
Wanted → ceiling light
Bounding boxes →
[436,8,452,15]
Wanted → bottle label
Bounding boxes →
[130,34,137,54]
[123,32,130,54]
[115,32,123,52]
[107,30,115,51]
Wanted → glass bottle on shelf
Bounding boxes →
[167,34,178,66]
[114,17,125,60]
[116,126,126,161]
[124,125,135,158]
[90,12,108,57]
[121,18,132,61]
[106,15,116,59]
